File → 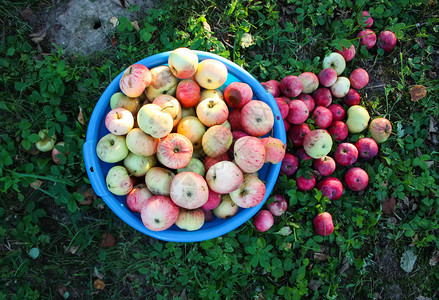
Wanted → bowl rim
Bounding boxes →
[83,50,286,242]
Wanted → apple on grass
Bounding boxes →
[345,167,369,191]
[275,97,289,120]
[177,158,205,176]
[229,174,266,208]
[205,161,244,194]
[260,137,286,164]
[343,88,361,107]
[335,44,356,62]
[318,68,338,88]
[296,173,316,191]
[280,153,299,176]
[35,129,56,152]
[224,82,253,108]
[311,106,333,129]
[145,65,178,101]
[213,194,239,219]
[313,156,336,177]
[233,136,266,173]
[176,79,201,108]
[145,167,175,197]
[240,100,274,137]
[378,30,397,52]
[287,123,311,148]
[313,212,334,236]
[322,52,346,76]
[280,75,303,97]
[177,116,206,149]
[110,92,140,115]
[312,87,332,107]
[266,195,288,217]
[124,152,157,177]
[317,177,343,201]
[52,142,67,164]
[355,137,379,160]
[287,100,309,125]
[298,94,315,112]
[303,129,333,159]
[156,133,193,169]
[119,64,151,98]
[137,103,174,139]
[170,171,209,209]
[96,133,128,163]
[153,94,182,127]
[328,104,345,121]
[175,208,205,231]
[298,72,319,94]
[140,195,179,231]
[346,105,370,133]
[253,210,274,232]
[126,128,159,157]
[330,77,350,98]
[358,11,374,28]
[369,117,392,143]
[261,80,281,97]
[196,98,229,127]
[202,125,233,158]
[168,47,198,79]
[106,166,133,196]
[334,143,359,166]
[349,68,369,90]
[105,107,134,136]
[195,59,228,90]
[357,29,377,50]
[126,184,153,213]
[329,120,349,142]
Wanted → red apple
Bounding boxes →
[287,100,309,125]
[369,117,392,143]
[176,79,201,108]
[313,212,334,236]
[202,125,233,158]
[240,100,274,137]
[296,173,316,191]
[358,11,374,28]
[357,29,377,50]
[283,119,290,132]
[229,130,249,155]
[280,153,299,176]
[287,123,311,147]
[343,88,361,107]
[349,68,369,90]
[355,137,379,160]
[234,136,266,173]
[328,121,349,141]
[378,30,397,52]
[344,167,369,191]
[140,195,179,231]
[335,44,356,62]
[297,94,315,112]
[280,75,303,97]
[261,80,281,97]
[228,109,242,131]
[203,152,230,173]
[224,82,253,108]
[266,195,288,217]
[318,68,338,88]
[260,137,286,164]
[334,142,359,166]
[52,142,67,164]
[253,210,274,232]
[156,133,193,169]
[126,184,153,213]
[328,104,345,121]
[312,87,332,107]
[206,161,244,194]
[317,177,343,200]
[295,147,313,162]
[229,174,266,208]
[275,97,289,120]
[313,156,336,177]
[201,188,222,211]
[119,64,152,98]
[311,106,333,129]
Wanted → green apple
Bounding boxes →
[213,194,239,219]
[106,166,133,196]
[175,208,205,231]
[110,92,140,115]
[303,129,333,159]
[322,52,346,76]
[145,66,178,101]
[177,158,205,176]
[145,167,175,196]
[35,129,56,152]
[137,103,174,139]
[123,152,157,177]
[96,133,129,163]
[346,105,370,133]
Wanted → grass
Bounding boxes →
[1,0,439,299]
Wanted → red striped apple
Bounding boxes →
[170,171,209,209]
[233,136,266,173]
[176,79,201,108]
[156,133,193,169]
[126,184,153,213]
[229,174,266,208]
[224,82,253,108]
[205,161,244,194]
[196,98,229,127]
[202,125,233,158]
[140,195,179,231]
[119,64,151,98]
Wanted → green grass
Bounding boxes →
[1,0,439,299]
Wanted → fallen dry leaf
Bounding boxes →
[78,107,84,125]
[29,28,46,44]
[111,37,117,48]
[110,17,119,28]
[30,180,43,190]
[382,197,396,215]
[313,252,328,261]
[339,257,350,274]
[100,233,116,248]
[94,267,104,280]
[307,279,322,292]
[20,7,33,21]
[93,279,106,290]
[131,21,140,32]
[410,85,427,102]
[429,250,439,266]
[64,244,80,255]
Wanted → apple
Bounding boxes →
[126,184,153,213]
[343,88,361,107]
[287,123,311,147]
[283,119,290,132]
[266,195,288,217]
[175,208,205,231]
[192,146,207,161]
[261,80,281,97]
[311,106,333,129]
[168,47,198,79]
[145,65,178,101]
[296,147,313,162]
[96,133,129,163]
[144,167,175,196]
[202,209,216,222]
[201,188,222,210]
[355,137,379,160]
[318,68,338,88]
[35,129,56,152]
[140,195,179,231]
[312,87,332,107]
[378,30,397,52]
[176,79,201,108]
[322,52,346,76]
[357,29,377,50]
[195,59,228,90]
[345,167,369,191]
[227,109,242,131]
[328,104,345,121]
[213,194,239,219]
[313,212,334,236]
[224,82,253,108]
[240,100,274,137]
[280,153,299,176]
[303,129,333,159]
[298,72,319,94]
[233,136,266,173]
[156,133,193,169]
[177,157,205,176]
[119,64,151,98]
[105,107,134,136]
[205,161,244,194]
[349,68,369,90]
[335,44,356,62]
[296,173,316,191]
[125,128,159,157]
[358,10,374,28]
[297,94,315,112]
[330,76,350,98]
[203,152,230,173]
[110,92,140,115]
[153,94,182,127]
[106,165,133,196]
[275,97,289,120]
[346,105,370,133]
[280,75,303,97]
[313,156,336,176]
[180,106,197,119]
[317,177,343,200]
[260,137,286,164]
[196,98,229,127]
[229,174,266,208]
[176,116,206,149]
[170,171,209,209]
[137,103,174,139]
[253,210,274,232]
[202,125,233,158]
[228,130,248,155]
[328,120,349,141]
[287,100,309,125]
[334,143,359,166]
[124,152,157,177]
[52,142,67,164]
[369,117,392,143]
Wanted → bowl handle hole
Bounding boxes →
[90,167,94,172]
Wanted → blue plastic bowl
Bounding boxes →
[83,50,286,242]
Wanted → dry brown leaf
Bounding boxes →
[78,107,84,125]
[111,37,117,48]
[29,28,46,38]
[110,17,119,28]
[93,279,106,290]
[131,21,140,32]
[30,180,43,189]
[313,252,328,261]
[21,7,33,21]
[410,85,427,102]
[100,233,116,248]
[430,250,439,266]
[382,197,396,215]
[64,244,80,255]
[339,257,350,274]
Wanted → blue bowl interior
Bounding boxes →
[83,50,286,242]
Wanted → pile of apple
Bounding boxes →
[256,16,396,235]
[95,48,286,232]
